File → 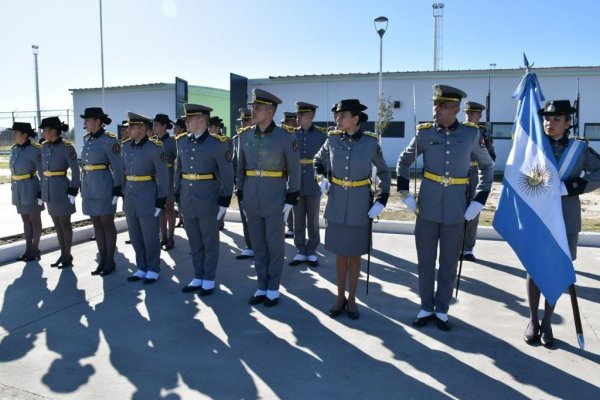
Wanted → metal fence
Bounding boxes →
[0,109,74,146]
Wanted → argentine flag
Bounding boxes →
[493,72,575,306]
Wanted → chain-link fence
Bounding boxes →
[0,109,74,147]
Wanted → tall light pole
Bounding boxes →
[374,16,388,136]
[99,0,105,108]
[32,45,41,130]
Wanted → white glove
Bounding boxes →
[154,207,161,217]
[560,182,568,196]
[68,195,76,205]
[401,192,417,214]
[368,201,385,219]
[283,203,293,220]
[216,206,227,220]
[319,177,330,197]
[112,196,118,205]
[37,198,43,206]
[464,201,484,221]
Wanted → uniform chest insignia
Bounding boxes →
[112,143,121,154]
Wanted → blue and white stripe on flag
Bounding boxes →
[492,72,575,306]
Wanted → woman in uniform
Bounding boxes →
[39,117,81,268]
[80,107,123,276]
[314,99,391,319]
[524,100,600,347]
[10,122,44,261]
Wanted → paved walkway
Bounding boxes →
[0,222,599,399]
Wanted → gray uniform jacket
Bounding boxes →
[552,136,600,235]
[156,133,177,199]
[174,131,234,218]
[121,136,169,217]
[467,124,496,199]
[81,129,123,199]
[314,129,391,227]
[40,138,81,203]
[296,125,327,196]
[10,140,42,207]
[236,122,301,217]
[396,120,494,225]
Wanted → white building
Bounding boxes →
[235,66,600,171]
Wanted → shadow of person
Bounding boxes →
[40,267,99,393]
[0,261,50,362]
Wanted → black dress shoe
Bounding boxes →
[435,316,452,331]
[523,322,541,344]
[264,297,280,307]
[125,239,132,244]
[288,259,305,266]
[540,325,554,348]
[127,275,144,282]
[24,252,41,262]
[58,256,73,269]
[91,266,104,276]
[308,260,319,267]
[412,314,434,327]
[163,243,174,251]
[236,254,253,260]
[16,252,29,262]
[463,254,476,262]
[198,288,214,297]
[328,299,348,318]
[51,257,63,267]
[249,294,266,305]
[143,277,158,285]
[347,303,359,320]
[182,285,201,293]
[100,268,115,277]
[285,232,294,238]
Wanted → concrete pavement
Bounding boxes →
[0,222,599,399]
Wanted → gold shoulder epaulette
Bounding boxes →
[63,139,74,147]
[31,142,41,149]
[478,124,487,129]
[211,133,230,142]
[10,143,17,149]
[574,136,589,143]
[328,129,343,136]
[281,124,297,133]
[416,123,433,130]
[175,132,188,140]
[462,121,479,129]
[121,138,132,144]
[237,126,253,136]
[316,126,328,133]
[150,138,163,146]
[41,140,49,146]
[364,131,379,139]
[105,131,117,139]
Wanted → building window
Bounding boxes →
[584,123,600,141]
[492,122,514,140]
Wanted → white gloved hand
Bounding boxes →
[37,198,43,206]
[283,203,293,220]
[112,196,118,205]
[367,201,385,219]
[154,207,161,217]
[464,201,484,221]
[216,206,227,220]
[401,192,417,214]
[319,177,330,197]
[68,194,76,205]
[560,182,568,196]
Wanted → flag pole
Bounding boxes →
[569,284,585,350]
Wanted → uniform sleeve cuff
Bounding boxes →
[397,176,409,191]
[219,195,232,208]
[155,197,166,209]
[67,187,79,196]
[285,191,299,206]
[375,192,389,207]
[473,191,490,205]
[112,185,122,197]
[314,162,325,175]
[235,190,243,202]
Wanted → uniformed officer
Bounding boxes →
[152,113,177,250]
[288,102,327,267]
[80,107,123,276]
[40,116,81,268]
[9,122,44,262]
[120,120,130,142]
[174,104,234,295]
[314,99,391,319]
[282,111,298,238]
[237,89,301,306]
[209,116,227,231]
[523,100,600,347]
[172,118,187,228]
[122,112,169,284]
[396,85,494,330]
[461,101,496,262]
[233,108,255,259]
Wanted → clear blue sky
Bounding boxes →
[1,0,598,113]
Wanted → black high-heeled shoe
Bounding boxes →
[328,298,348,318]
[16,252,29,261]
[523,322,540,344]
[346,302,360,320]
[58,256,73,269]
[24,251,41,262]
[50,256,63,268]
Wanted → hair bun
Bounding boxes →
[61,122,69,132]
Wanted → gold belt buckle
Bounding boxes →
[343,178,351,189]
[442,176,450,186]
[191,173,198,180]
[256,170,263,177]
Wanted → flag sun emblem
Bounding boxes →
[519,163,552,196]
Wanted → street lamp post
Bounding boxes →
[32,45,41,130]
[374,16,389,136]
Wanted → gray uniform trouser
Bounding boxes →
[293,194,320,256]
[246,212,285,291]
[415,217,464,314]
[240,201,252,249]
[126,213,160,272]
[464,166,479,252]
[184,215,219,280]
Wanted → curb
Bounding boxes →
[1,211,598,265]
